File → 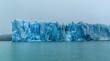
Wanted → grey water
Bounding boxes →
[0,41,110,61]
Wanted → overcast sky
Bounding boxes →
[0,0,110,34]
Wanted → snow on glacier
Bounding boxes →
[12,19,110,42]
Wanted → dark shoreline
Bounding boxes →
[0,34,12,41]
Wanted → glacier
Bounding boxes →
[12,19,110,42]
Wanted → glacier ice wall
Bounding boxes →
[12,19,110,42]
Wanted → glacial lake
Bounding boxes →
[0,41,110,61]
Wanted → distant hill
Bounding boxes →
[0,34,12,41]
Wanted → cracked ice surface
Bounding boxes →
[12,19,110,42]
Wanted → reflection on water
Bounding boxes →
[0,41,110,61]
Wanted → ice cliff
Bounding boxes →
[12,19,110,42]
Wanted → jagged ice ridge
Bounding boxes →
[12,19,110,42]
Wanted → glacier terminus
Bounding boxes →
[12,19,110,42]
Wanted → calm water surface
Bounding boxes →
[0,41,110,61]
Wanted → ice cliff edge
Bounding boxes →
[12,19,110,42]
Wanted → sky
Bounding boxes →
[0,0,110,34]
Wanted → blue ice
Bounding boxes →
[12,19,110,42]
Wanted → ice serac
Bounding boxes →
[12,19,110,42]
